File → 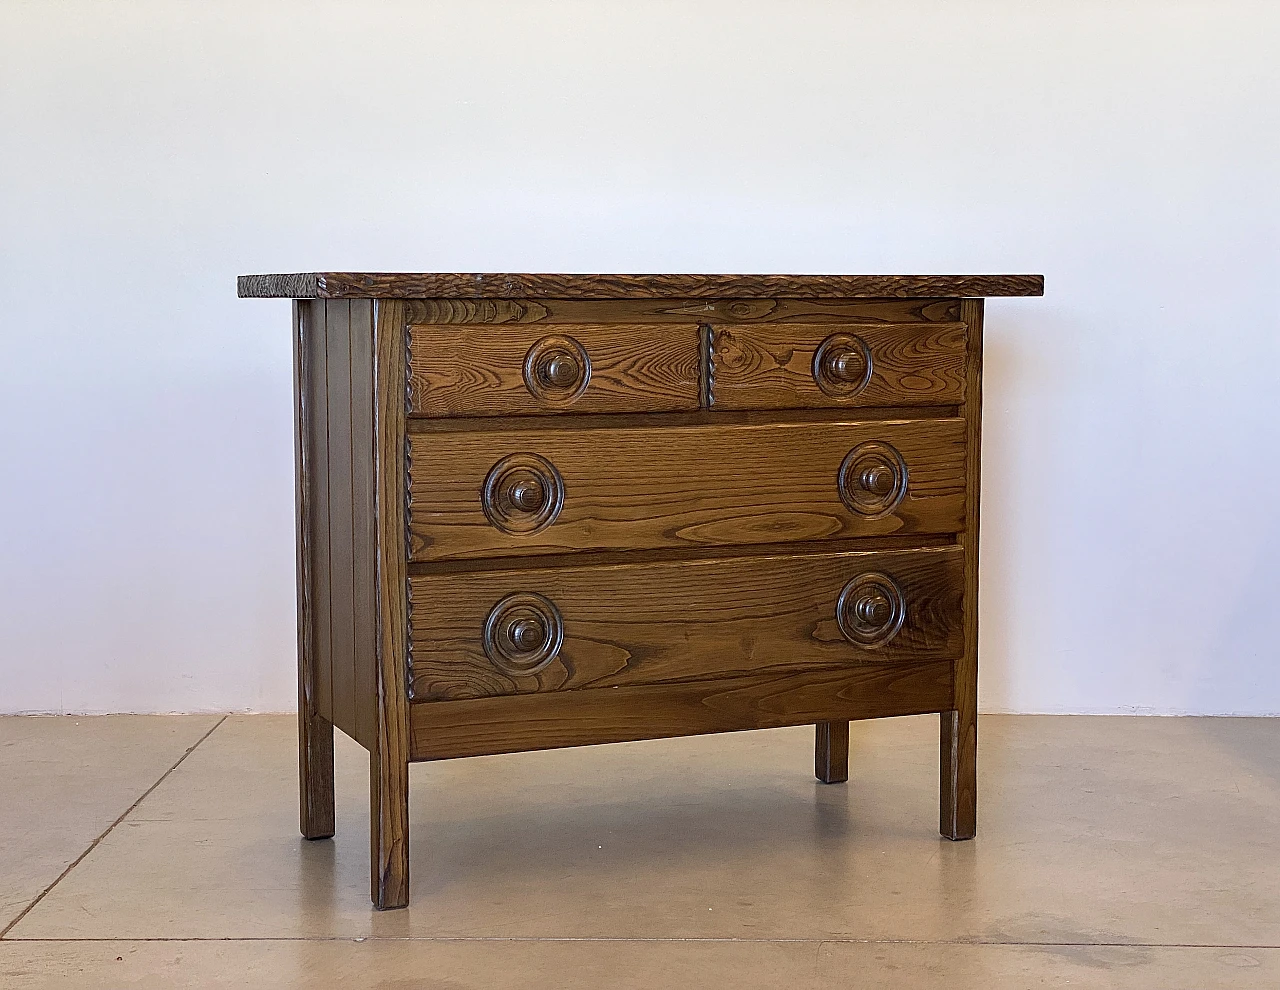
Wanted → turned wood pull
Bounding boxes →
[859,464,896,497]
[854,589,893,626]
[483,592,564,675]
[524,335,591,403]
[837,572,905,648]
[508,478,546,513]
[837,441,908,518]
[482,453,565,535]
[813,333,872,396]
[822,347,866,384]
[537,351,582,389]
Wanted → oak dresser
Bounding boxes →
[238,272,1044,909]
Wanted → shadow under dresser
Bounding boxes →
[237,272,1044,909]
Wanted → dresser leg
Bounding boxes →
[815,721,849,783]
[940,709,977,839]
[298,709,336,840]
[370,748,409,909]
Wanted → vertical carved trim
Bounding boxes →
[699,323,715,409]
[402,319,415,701]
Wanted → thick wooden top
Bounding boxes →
[237,272,1043,300]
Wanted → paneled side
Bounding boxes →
[305,299,380,751]
[349,299,378,748]
[298,299,333,723]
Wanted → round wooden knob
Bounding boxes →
[483,592,563,675]
[813,333,872,397]
[524,335,591,403]
[837,573,905,648]
[838,441,908,518]
[482,453,565,535]
[538,351,582,389]
[822,348,867,385]
[859,465,896,497]
[508,478,545,513]
[854,589,893,626]
[506,616,547,653]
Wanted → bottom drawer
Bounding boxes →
[409,547,964,701]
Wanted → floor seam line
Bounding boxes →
[0,715,229,940]
[4,937,1280,949]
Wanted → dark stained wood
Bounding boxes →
[941,298,983,841]
[349,300,379,748]
[407,322,700,418]
[369,299,411,910]
[710,323,967,410]
[403,297,963,325]
[815,721,850,784]
[324,300,358,742]
[238,272,1044,300]
[246,274,1032,909]
[409,661,954,761]
[293,300,335,839]
[409,547,965,701]
[409,418,966,561]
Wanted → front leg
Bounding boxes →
[370,746,409,909]
[815,721,849,783]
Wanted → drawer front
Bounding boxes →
[407,322,700,417]
[709,322,967,410]
[410,547,964,701]
[409,419,966,562]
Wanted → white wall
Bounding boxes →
[2,0,1277,716]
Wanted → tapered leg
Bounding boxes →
[940,708,976,838]
[299,709,336,839]
[370,747,409,909]
[815,721,850,783]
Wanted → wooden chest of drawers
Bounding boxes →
[239,272,1043,909]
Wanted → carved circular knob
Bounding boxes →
[524,335,591,404]
[483,592,563,675]
[508,478,546,513]
[838,441,908,518]
[860,465,896,497]
[539,351,582,389]
[837,572,906,648]
[813,333,872,397]
[482,453,565,535]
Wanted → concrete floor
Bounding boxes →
[1,715,1278,988]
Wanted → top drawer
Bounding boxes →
[709,322,967,410]
[408,322,701,417]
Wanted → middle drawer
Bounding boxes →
[408,419,966,561]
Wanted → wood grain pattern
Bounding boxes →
[710,323,967,410]
[409,419,967,561]
[941,298,983,842]
[325,300,358,742]
[409,661,954,761]
[407,322,699,417]
[409,547,965,701]
[238,272,1044,300]
[403,298,962,326]
[293,300,335,839]
[815,721,850,784]
[370,299,411,910]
